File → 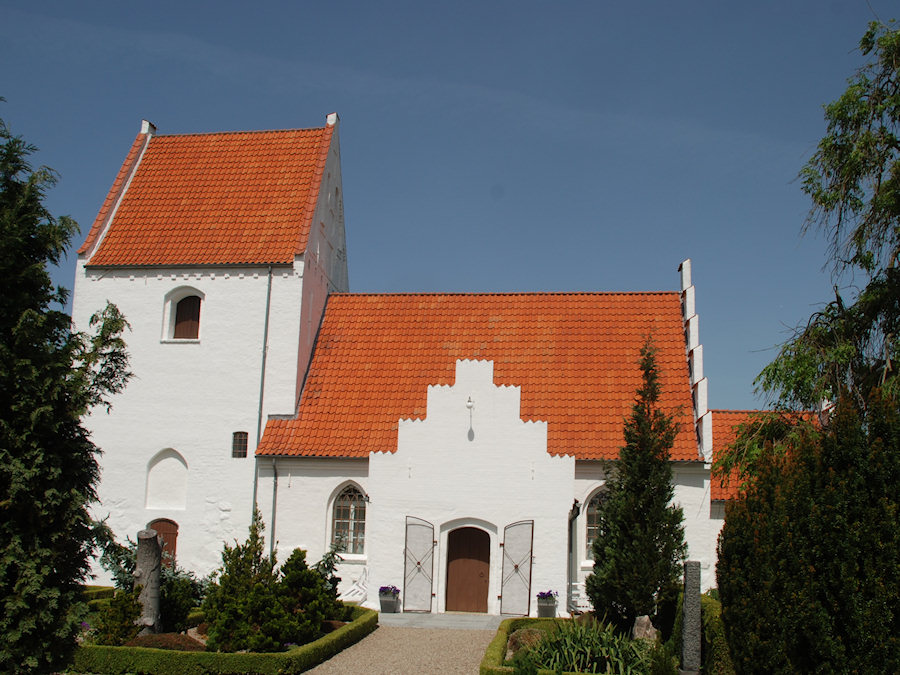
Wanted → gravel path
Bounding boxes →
[306,625,495,674]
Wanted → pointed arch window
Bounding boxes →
[586,489,608,559]
[332,485,366,554]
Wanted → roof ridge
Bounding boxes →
[150,126,329,139]
[329,290,680,298]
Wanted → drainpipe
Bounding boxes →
[251,266,274,517]
[567,500,581,613]
[269,458,278,557]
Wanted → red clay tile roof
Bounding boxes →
[79,125,334,266]
[710,410,754,501]
[258,292,698,461]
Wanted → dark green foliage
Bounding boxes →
[203,509,283,652]
[159,567,205,633]
[203,510,343,653]
[98,530,207,633]
[92,587,141,646]
[585,340,686,630]
[760,20,900,409]
[276,548,335,645]
[717,393,900,673]
[0,112,130,673]
[699,594,735,675]
[72,605,378,675]
[314,539,344,605]
[664,592,734,675]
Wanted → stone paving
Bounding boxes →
[307,613,503,674]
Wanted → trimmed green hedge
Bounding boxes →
[83,586,116,601]
[699,594,734,675]
[479,617,573,675]
[72,606,377,674]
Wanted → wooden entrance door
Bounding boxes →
[445,527,490,612]
[148,518,178,568]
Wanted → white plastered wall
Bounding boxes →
[572,460,721,599]
[295,128,349,404]
[256,457,370,597]
[366,359,575,616]
[72,263,306,579]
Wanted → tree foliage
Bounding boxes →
[759,20,900,410]
[716,392,900,673]
[0,112,131,672]
[585,340,686,630]
[202,510,340,653]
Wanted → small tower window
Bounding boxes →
[232,431,248,458]
[173,295,201,339]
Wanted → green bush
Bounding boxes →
[159,567,204,633]
[203,510,345,653]
[72,606,377,675]
[92,587,141,646]
[717,394,900,672]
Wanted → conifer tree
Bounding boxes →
[0,112,130,672]
[717,393,900,672]
[585,339,686,630]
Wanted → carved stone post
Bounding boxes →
[134,529,162,635]
[680,560,701,675]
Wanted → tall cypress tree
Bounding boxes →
[585,339,686,630]
[0,113,130,673]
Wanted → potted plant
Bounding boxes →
[378,585,401,613]
[536,590,558,617]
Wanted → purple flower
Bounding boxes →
[379,585,400,596]
[536,590,558,600]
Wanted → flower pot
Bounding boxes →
[379,594,400,613]
[536,598,557,618]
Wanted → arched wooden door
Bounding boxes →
[148,518,178,567]
[445,527,490,613]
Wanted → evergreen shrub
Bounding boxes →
[203,510,346,652]
[585,340,686,630]
[717,393,900,672]
[92,587,141,646]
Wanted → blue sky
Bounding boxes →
[2,1,894,411]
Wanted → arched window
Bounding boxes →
[173,295,201,339]
[585,489,608,559]
[162,287,205,341]
[332,485,366,554]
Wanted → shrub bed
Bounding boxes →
[72,606,377,674]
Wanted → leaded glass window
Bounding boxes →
[332,485,366,554]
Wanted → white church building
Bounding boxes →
[73,114,733,617]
